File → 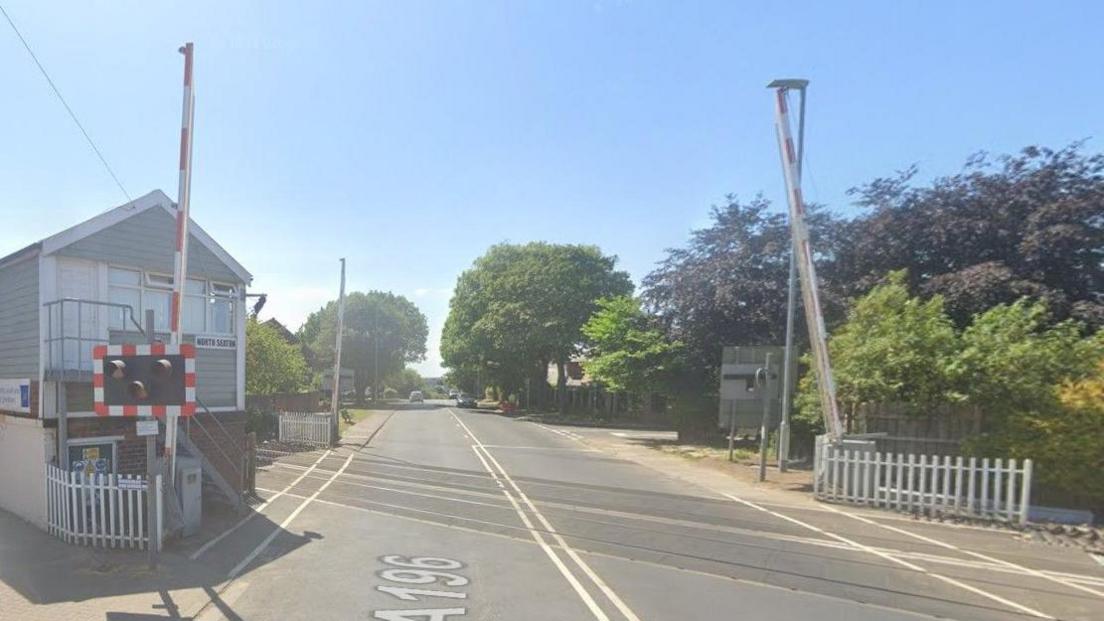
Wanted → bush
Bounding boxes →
[246,318,310,395]
[798,274,1104,509]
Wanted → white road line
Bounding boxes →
[252,468,1104,589]
[228,450,356,579]
[477,443,644,621]
[253,486,949,621]
[721,492,1054,619]
[481,444,598,452]
[451,410,641,621]
[824,505,1104,599]
[449,412,610,621]
[258,459,1104,590]
[191,449,332,560]
[534,422,586,443]
[468,442,611,620]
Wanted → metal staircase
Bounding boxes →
[179,398,249,513]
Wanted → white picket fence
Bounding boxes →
[278,411,332,448]
[44,464,162,549]
[814,441,1033,524]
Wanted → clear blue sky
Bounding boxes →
[2,1,1102,376]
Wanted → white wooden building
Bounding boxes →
[0,190,252,528]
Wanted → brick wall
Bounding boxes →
[66,416,152,475]
[61,411,250,490]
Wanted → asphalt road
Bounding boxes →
[192,402,1104,621]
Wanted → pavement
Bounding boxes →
[4,401,1103,620]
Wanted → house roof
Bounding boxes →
[262,318,298,344]
[0,189,251,282]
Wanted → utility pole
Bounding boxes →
[768,79,845,442]
[330,258,346,444]
[373,318,378,403]
[778,82,807,472]
[167,41,197,485]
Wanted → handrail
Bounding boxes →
[43,298,146,337]
[191,398,246,491]
[188,409,242,481]
[42,299,146,377]
[196,397,241,451]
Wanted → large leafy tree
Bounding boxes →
[441,243,633,402]
[246,318,311,395]
[301,291,428,403]
[840,144,1104,327]
[581,296,683,394]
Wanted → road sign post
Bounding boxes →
[144,310,158,569]
[757,353,774,482]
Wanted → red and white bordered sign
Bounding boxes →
[92,343,196,417]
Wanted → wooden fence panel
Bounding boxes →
[814,440,1033,525]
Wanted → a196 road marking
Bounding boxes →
[372,555,469,621]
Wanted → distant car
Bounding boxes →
[455,394,477,408]
[448,389,460,399]
[409,390,424,403]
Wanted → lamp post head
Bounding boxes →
[767,79,809,90]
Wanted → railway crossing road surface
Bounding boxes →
[189,402,1104,621]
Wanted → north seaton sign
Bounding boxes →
[195,335,237,350]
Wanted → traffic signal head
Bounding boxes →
[101,354,184,405]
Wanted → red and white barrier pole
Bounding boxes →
[769,80,845,442]
[167,42,196,482]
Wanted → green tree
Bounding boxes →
[441,243,633,405]
[958,310,1104,511]
[246,318,310,395]
[834,271,959,411]
[952,299,1101,421]
[795,272,961,438]
[581,296,683,394]
[301,291,428,403]
[386,367,426,396]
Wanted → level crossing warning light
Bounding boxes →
[92,343,196,417]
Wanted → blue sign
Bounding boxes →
[0,379,31,413]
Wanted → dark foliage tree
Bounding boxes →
[640,196,845,436]
[839,145,1104,327]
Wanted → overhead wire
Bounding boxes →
[0,3,133,204]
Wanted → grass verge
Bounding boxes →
[339,408,373,434]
